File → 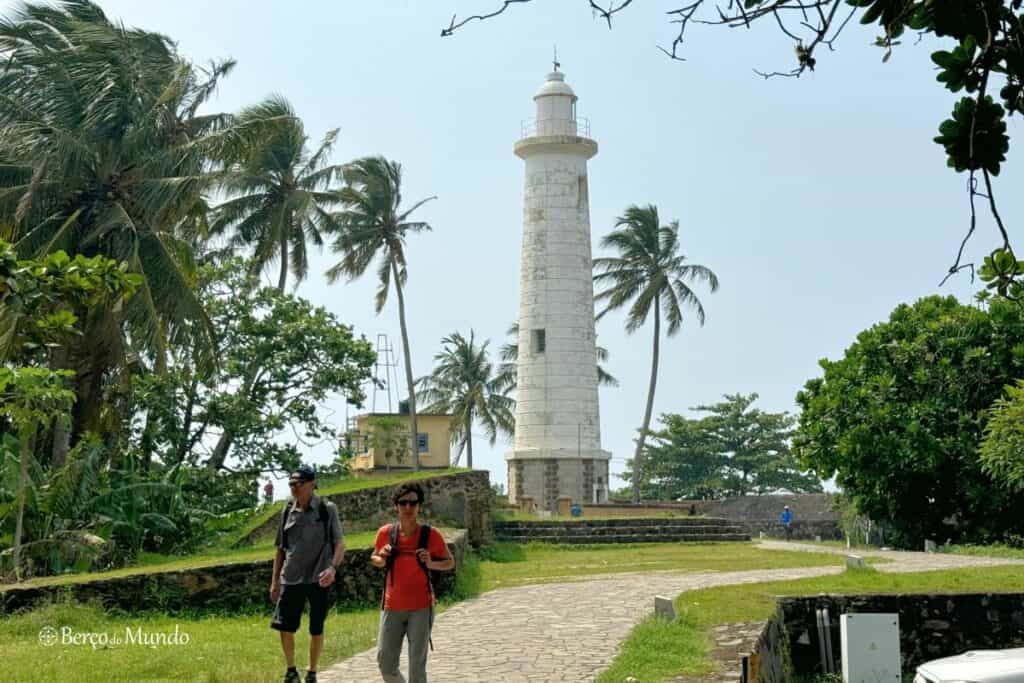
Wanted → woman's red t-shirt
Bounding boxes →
[375,524,449,611]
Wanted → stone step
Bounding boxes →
[491,533,752,544]
[494,525,746,537]
[493,517,739,530]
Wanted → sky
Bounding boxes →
[8,1,1020,492]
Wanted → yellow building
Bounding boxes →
[349,412,453,474]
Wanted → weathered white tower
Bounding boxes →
[506,67,611,511]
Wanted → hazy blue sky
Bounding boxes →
[14,1,1020,491]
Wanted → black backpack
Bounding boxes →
[278,500,334,560]
[382,522,435,649]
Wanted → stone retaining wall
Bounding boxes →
[1,530,468,616]
[241,470,491,547]
[494,518,749,544]
[742,520,843,542]
[746,591,1024,681]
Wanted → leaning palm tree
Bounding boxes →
[211,96,345,293]
[326,157,435,469]
[593,204,719,504]
[417,331,514,469]
[497,321,619,391]
[0,1,232,462]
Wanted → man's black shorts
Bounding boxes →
[271,583,329,635]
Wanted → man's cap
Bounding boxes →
[784,505,790,509]
[290,464,316,482]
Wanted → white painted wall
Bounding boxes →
[507,71,611,504]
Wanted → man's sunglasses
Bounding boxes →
[396,499,420,507]
[288,480,309,488]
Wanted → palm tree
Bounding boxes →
[417,331,515,469]
[326,157,435,469]
[497,321,619,391]
[203,98,346,470]
[211,96,345,293]
[0,1,233,461]
[593,204,719,504]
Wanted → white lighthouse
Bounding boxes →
[506,66,611,511]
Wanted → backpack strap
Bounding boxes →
[417,524,435,652]
[381,521,399,610]
[278,502,294,550]
[319,501,334,562]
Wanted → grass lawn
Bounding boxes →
[0,600,381,683]
[597,564,1024,683]
[946,543,1024,560]
[476,541,872,591]
[0,554,482,683]
[2,531,380,590]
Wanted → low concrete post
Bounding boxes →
[654,595,677,620]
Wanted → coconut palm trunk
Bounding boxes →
[391,258,420,470]
[632,301,661,504]
[278,228,289,293]
[465,414,474,469]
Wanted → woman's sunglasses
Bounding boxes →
[396,499,420,507]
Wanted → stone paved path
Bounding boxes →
[320,542,1023,683]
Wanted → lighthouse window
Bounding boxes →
[531,329,546,354]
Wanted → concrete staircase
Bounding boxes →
[493,517,750,544]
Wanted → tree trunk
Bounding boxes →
[278,228,289,293]
[465,416,473,470]
[391,259,420,471]
[631,300,661,504]
[13,428,36,581]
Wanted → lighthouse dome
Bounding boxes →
[534,71,576,100]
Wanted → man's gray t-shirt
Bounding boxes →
[274,495,344,585]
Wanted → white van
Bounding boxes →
[914,648,1024,683]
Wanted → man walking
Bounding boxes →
[270,464,345,683]
[264,479,275,505]
[371,482,455,683]
[781,505,793,541]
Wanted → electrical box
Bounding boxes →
[840,613,901,683]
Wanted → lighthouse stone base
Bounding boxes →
[507,450,611,512]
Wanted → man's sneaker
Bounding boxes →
[283,668,300,683]
[305,672,317,683]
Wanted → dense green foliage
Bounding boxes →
[979,380,1024,493]
[795,295,1024,546]
[130,258,375,475]
[632,393,822,500]
[0,2,415,578]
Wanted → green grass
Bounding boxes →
[597,564,1024,683]
[476,541,870,591]
[3,532,380,590]
[946,543,1024,559]
[0,600,380,683]
[0,549,482,683]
